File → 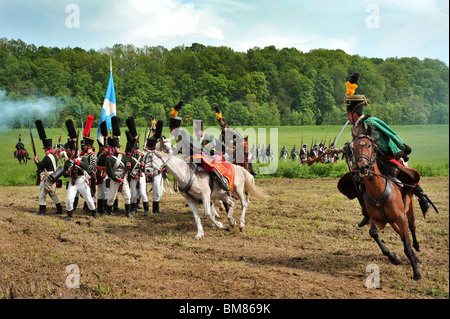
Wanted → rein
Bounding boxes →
[354,135,394,222]
[146,151,198,196]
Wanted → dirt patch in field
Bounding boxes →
[0,177,448,299]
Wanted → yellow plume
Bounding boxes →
[346,81,358,95]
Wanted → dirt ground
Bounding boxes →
[0,177,448,300]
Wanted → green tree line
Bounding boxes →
[0,38,448,129]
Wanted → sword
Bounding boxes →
[335,120,350,147]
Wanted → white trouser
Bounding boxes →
[152,173,164,202]
[39,173,60,206]
[130,172,148,203]
[107,178,131,206]
[66,176,95,211]
[97,176,109,200]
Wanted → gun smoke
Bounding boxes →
[0,90,61,130]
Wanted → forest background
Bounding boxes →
[0,38,448,129]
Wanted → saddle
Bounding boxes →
[338,158,421,200]
[191,154,236,193]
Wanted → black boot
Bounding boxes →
[113,198,123,214]
[97,199,104,215]
[143,201,149,216]
[412,184,433,217]
[125,204,133,219]
[358,208,371,227]
[136,198,142,210]
[55,203,63,215]
[65,210,73,221]
[153,201,164,214]
[130,202,137,215]
[83,201,89,214]
[72,196,79,212]
[35,205,46,215]
[357,195,370,227]
[248,162,258,176]
[212,170,232,197]
[105,204,113,216]
[91,209,99,219]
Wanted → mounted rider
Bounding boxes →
[14,134,27,158]
[333,72,435,227]
[169,102,234,198]
[214,105,257,176]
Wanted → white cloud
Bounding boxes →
[89,0,230,45]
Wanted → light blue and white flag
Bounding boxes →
[97,71,116,144]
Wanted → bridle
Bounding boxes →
[144,150,170,174]
[354,135,377,175]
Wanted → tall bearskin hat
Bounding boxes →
[125,130,135,153]
[111,116,121,138]
[126,116,138,139]
[82,115,95,147]
[147,120,164,149]
[213,105,227,129]
[36,120,51,149]
[344,72,369,114]
[169,101,184,131]
[98,121,109,147]
[65,119,78,150]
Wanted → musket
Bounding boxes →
[307,120,350,166]
[26,115,40,185]
[69,129,80,186]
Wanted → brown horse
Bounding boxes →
[353,135,422,280]
[15,149,31,165]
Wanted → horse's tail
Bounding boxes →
[241,166,268,200]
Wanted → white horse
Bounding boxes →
[144,147,267,239]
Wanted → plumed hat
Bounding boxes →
[344,72,369,114]
[214,105,227,129]
[169,101,184,131]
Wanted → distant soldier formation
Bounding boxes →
[275,138,339,165]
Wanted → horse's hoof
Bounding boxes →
[194,235,203,240]
[390,254,402,265]
[240,226,246,232]
[413,273,422,281]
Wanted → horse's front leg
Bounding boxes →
[186,199,204,240]
[202,194,225,230]
[392,215,422,281]
[369,223,402,265]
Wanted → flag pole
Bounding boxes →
[109,52,112,73]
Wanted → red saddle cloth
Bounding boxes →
[191,154,236,193]
[14,149,24,157]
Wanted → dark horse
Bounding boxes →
[15,149,31,165]
[352,135,423,281]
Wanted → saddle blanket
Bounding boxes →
[191,154,236,193]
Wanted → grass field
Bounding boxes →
[0,124,448,186]
[0,177,448,299]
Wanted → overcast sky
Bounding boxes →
[0,0,448,65]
